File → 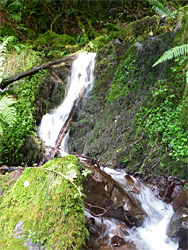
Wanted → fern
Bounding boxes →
[0,96,17,135]
[153,44,188,66]
[153,44,188,84]
[150,0,171,17]
[0,36,13,84]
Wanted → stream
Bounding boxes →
[38,52,178,249]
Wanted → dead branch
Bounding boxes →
[39,85,86,166]
[150,147,168,170]
[0,54,77,89]
[0,166,24,172]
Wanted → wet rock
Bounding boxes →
[173,187,188,212]
[114,242,138,250]
[144,176,185,202]
[167,206,188,239]
[80,156,146,227]
[86,217,100,237]
[178,238,188,250]
[111,235,125,247]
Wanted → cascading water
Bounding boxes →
[104,167,178,250]
[38,53,178,249]
[38,52,96,155]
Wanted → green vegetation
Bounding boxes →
[137,98,188,163]
[0,71,45,166]
[0,96,17,135]
[0,2,187,248]
[106,48,138,102]
[0,156,89,250]
[0,36,14,83]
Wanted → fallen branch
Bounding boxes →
[39,85,86,166]
[0,166,24,172]
[1,54,77,89]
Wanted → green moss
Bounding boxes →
[36,31,76,48]
[106,45,138,102]
[0,156,88,249]
[121,16,160,43]
[87,35,110,51]
[182,83,188,129]
[51,34,76,48]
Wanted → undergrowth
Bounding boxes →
[0,70,45,165]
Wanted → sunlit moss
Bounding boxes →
[0,156,88,249]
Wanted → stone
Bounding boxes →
[173,187,188,212]
[168,206,188,239]
[111,235,125,247]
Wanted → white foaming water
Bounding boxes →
[38,52,96,155]
[104,167,178,250]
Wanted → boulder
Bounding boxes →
[168,206,188,240]
[78,156,146,227]
[173,186,188,212]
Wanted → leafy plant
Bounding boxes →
[0,96,17,135]
[149,0,177,18]
[0,71,45,165]
[137,98,188,164]
[150,0,171,17]
[153,44,188,83]
[0,36,14,84]
[153,44,188,66]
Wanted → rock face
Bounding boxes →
[68,13,187,178]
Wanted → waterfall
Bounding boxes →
[104,167,178,250]
[38,52,96,155]
[38,53,178,249]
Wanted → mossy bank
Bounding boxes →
[69,10,188,179]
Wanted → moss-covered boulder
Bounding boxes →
[121,16,160,43]
[35,30,76,49]
[0,156,89,249]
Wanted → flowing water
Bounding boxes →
[38,52,96,155]
[38,53,178,249]
[104,167,178,250]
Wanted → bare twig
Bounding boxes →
[150,147,168,170]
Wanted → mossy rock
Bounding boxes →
[0,156,89,249]
[88,35,110,51]
[121,15,160,43]
[51,34,76,48]
[36,30,76,48]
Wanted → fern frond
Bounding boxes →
[0,36,13,55]
[150,0,171,17]
[153,44,188,67]
[0,96,17,132]
[0,36,13,84]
